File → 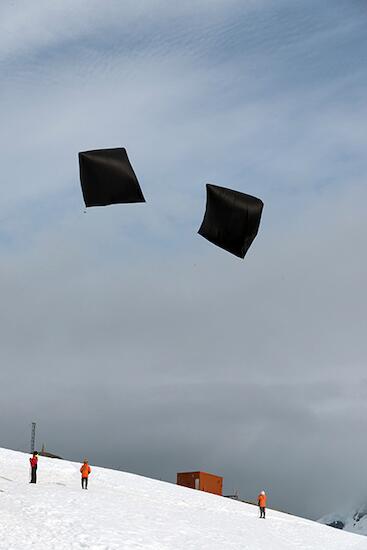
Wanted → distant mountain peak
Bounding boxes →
[319,505,367,536]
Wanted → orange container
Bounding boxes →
[177,471,223,496]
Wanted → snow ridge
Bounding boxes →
[0,447,365,549]
[319,505,367,537]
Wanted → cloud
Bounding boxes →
[0,0,263,63]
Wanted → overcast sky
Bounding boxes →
[1,0,366,520]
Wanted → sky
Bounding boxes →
[0,0,366,520]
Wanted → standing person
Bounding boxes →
[29,451,38,484]
[80,459,91,490]
[258,490,267,519]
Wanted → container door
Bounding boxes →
[195,477,200,490]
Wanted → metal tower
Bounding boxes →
[30,422,36,454]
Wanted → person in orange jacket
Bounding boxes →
[80,459,91,490]
[258,490,267,518]
[29,451,38,484]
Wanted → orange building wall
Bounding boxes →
[177,472,197,490]
[199,472,223,495]
[177,471,223,496]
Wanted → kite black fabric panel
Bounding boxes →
[198,184,263,258]
[78,147,145,207]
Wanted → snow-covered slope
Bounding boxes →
[0,447,364,550]
[319,505,367,537]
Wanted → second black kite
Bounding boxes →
[198,184,263,258]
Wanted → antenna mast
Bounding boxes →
[30,422,36,454]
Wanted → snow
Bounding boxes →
[0,447,364,550]
[319,505,367,537]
